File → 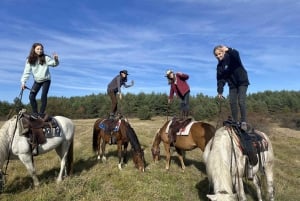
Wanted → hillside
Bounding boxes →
[0,117,299,201]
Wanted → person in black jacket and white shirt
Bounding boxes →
[214,45,250,130]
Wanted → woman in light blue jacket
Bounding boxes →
[20,43,59,118]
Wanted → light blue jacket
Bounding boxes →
[21,55,59,85]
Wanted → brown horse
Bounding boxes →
[151,117,215,170]
[92,118,145,172]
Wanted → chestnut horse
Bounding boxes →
[92,118,145,172]
[151,117,215,170]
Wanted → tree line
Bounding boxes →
[1,90,299,121]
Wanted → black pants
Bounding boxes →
[229,85,248,122]
[29,80,51,114]
[180,91,190,117]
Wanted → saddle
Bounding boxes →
[223,119,268,166]
[20,113,61,155]
[99,119,121,144]
[169,118,193,144]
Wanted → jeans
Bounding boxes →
[229,85,248,122]
[29,80,51,114]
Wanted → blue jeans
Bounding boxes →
[29,80,51,114]
[229,85,248,122]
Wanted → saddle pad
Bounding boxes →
[43,118,61,138]
[99,119,121,132]
[164,120,173,133]
[176,122,194,136]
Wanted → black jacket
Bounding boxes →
[217,48,250,94]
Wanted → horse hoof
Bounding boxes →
[118,164,122,170]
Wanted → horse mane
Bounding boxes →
[206,126,238,194]
[122,120,142,152]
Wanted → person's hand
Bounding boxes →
[119,93,122,100]
[131,80,134,86]
[21,84,26,90]
[53,52,59,60]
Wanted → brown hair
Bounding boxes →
[27,43,46,65]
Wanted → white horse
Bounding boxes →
[203,126,274,201]
[0,112,75,190]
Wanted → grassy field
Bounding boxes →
[0,116,299,201]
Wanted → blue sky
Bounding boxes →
[0,0,299,103]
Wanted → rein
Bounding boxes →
[3,89,27,176]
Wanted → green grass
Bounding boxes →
[0,117,299,201]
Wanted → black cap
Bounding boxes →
[120,70,129,75]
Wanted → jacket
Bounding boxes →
[217,48,250,94]
[169,73,190,100]
[21,55,59,85]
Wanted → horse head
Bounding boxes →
[151,130,161,162]
[122,120,146,172]
[132,148,145,172]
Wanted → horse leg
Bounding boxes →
[122,143,128,165]
[117,143,123,170]
[175,148,185,171]
[234,177,246,201]
[265,163,275,201]
[253,174,263,201]
[163,142,171,170]
[97,135,102,160]
[18,154,40,187]
[55,141,71,183]
[101,140,107,162]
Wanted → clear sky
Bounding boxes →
[0,0,299,103]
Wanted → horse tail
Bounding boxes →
[66,138,74,175]
[92,121,99,152]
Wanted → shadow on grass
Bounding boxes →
[3,155,99,194]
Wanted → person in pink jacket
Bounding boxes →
[165,70,190,118]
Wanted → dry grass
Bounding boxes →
[0,116,299,201]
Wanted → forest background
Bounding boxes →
[1,90,299,130]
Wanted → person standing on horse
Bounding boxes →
[107,70,134,119]
[214,45,250,130]
[165,70,190,119]
[20,42,59,119]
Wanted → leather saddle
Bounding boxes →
[20,113,61,154]
[168,117,193,144]
[223,119,268,166]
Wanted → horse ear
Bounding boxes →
[206,194,216,201]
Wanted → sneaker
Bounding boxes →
[241,122,247,131]
[30,113,39,120]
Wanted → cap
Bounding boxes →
[165,69,173,77]
[120,70,129,75]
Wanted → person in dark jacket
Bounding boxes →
[107,70,134,119]
[214,45,250,130]
[166,70,190,118]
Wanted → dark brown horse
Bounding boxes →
[92,118,145,172]
[151,117,215,170]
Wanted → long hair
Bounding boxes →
[27,43,46,65]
